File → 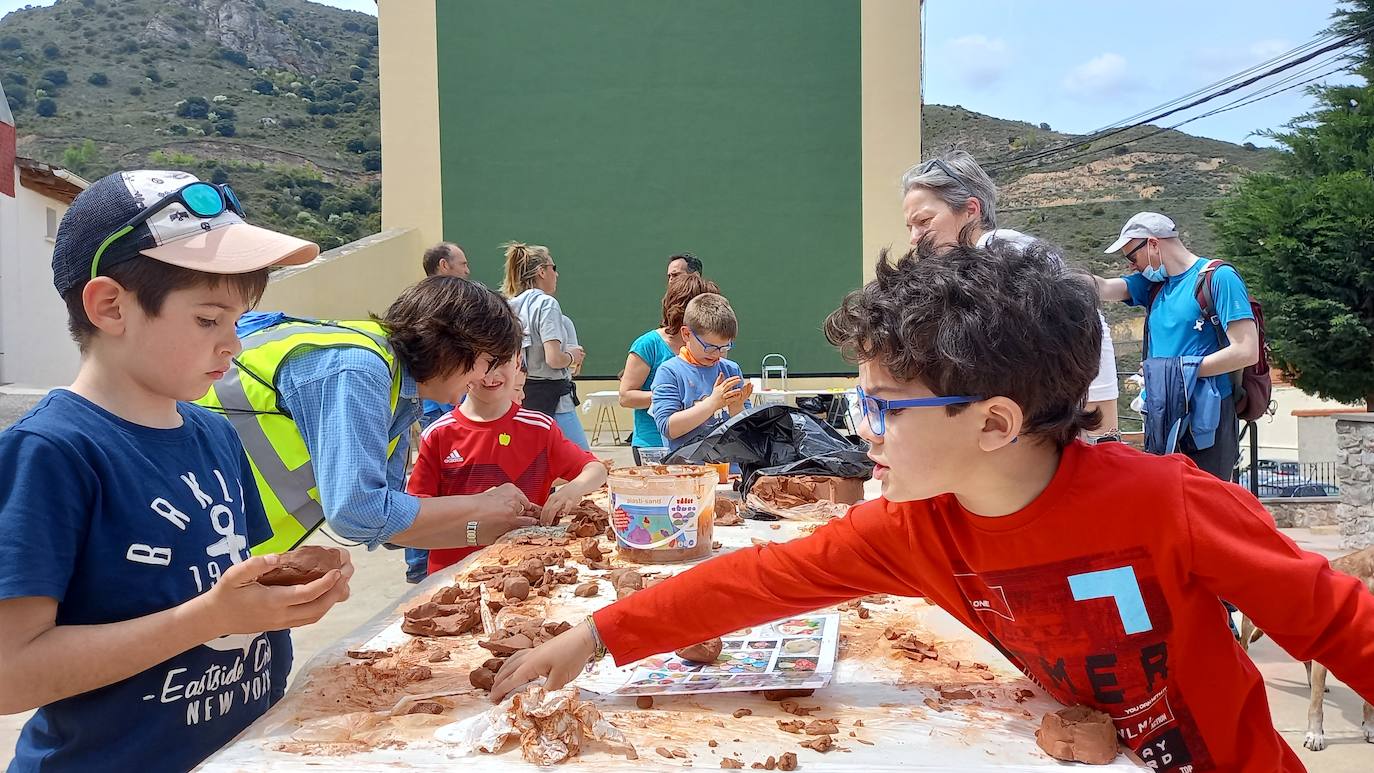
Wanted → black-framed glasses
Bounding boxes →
[90,182,244,280]
[688,328,734,354]
[854,385,981,437]
[922,158,965,191]
[545,263,558,273]
[1122,238,1151,265]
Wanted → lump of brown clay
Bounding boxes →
[939,688,976,702]
[426,649,450,663]
[407,701,445,715]
[762,689,814,701]
[518,558,545,582]
[778,752,798,771]
[257,546,344,586]
[676,638,724,664]
[608,568,643,591]
[1035,705,1119,765]
[732,708,752,718]
[636,696,654,709]
[503,576,531,601]
[574,581,600,597]
[777,720,805,734]
[721,760,744,769]
[799,735,834,753]
[479,633,534,656]
[778,700,817,717]
[581,537,603,562]
[803,719,838,735]
[483,657,506,672]
[469,667,496,691]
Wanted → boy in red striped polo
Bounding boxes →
[408,356,606,576]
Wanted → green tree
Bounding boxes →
[177,96,210,119]
[1211,0,1374,409]
[87,72,109,86]
[35,98,57,117]
[60,139,100,177]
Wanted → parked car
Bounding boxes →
[1255,479,1339,498]
[1255,459,1303,478]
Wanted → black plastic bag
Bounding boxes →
[665,405,872,497]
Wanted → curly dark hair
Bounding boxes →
[375,276,522,382]
[823,236,1102,447]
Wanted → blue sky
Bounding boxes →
[3,0,1359,145]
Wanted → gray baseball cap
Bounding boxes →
[1104,212,1178,253]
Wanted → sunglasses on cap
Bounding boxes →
[90,181,245,280]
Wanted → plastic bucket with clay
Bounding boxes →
[608,465,718,564]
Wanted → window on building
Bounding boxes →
[46,207,59,241]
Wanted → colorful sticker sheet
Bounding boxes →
[577,614,839,696]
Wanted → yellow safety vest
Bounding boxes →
[197,318,403,555]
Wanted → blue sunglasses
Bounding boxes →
[854,385,981,436]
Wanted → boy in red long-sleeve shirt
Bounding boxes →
[492,238,1374,771]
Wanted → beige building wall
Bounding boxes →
[860,0,922,283]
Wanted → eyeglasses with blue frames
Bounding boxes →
[854,385,982,437]
[90,181,245,280]
[688,328,734,354]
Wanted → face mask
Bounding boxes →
[1142,263,1167,283]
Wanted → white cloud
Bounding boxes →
[942,35,1012,90]
[1193,39,1292,77]
[1062,53,1136,98]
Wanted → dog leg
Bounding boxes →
[1239,615,1256,653]
[1303,663,1329,751]
[1363,701,1373,744]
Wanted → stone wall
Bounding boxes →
[1335,414,1374,548]
[1262,498,1340,529]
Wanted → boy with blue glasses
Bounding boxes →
[649,293,752,454]
[494,239,1374,772]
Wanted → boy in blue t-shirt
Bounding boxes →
[1095,212,1260,481]
[650,293,753,452]
[0,171,354,772]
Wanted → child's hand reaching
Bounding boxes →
[490,621,599,702]
[541,486,581,525]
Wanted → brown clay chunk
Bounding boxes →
[799,735,834,753]
[721,760,744,769]
[923,697,947,713]
[1035,705,1119,765]
[655,747,674,759]
[401,665,433,682]
[345,648,390,660]
[518,558,544,582]
[672,748,688,758]
[406,701,444,715]
[939,688,976,701]
[675,638,724,663]
[637,696,654,709]
[733,708,753,718]
[468,667,495,691]
[479,633,534,656]
[482,657,506,672]
[778,752,798,771]
[708,740,718,748]
[803,720,838,735]
[581,537,603,561]
[426,649,450,663]
[608,568,643,591]
[615,585,638,600]
[502,576,530,601]
[858,607,870,619]
[777,720,805,734]
[257,546,344,586]
[778,700,818,717]
[763,689,814,701]
[763,756,777,770]
[574,581,600,597]
[1015,689,1036,703]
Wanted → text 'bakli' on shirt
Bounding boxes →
[408,403,597,574]
[0,390,290,773]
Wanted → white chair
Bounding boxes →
[761,353,788,392]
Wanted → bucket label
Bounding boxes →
[611,493,700,550]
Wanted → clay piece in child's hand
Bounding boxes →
[675,638,724,664]
[257,546,344,586]
[1035,705,1119,765]
[469,667,496,691]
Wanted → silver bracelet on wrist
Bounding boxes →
[467,520,479,546]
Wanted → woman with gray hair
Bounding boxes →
[899,151,1121,441]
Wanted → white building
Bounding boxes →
[0,79,89,387]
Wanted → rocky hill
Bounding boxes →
[1,0,380,250]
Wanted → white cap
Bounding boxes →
[1104,212,1178,253]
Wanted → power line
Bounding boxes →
[1013,65,1350,173]
[986,26,1370,172]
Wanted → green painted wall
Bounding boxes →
[435,0,861,377]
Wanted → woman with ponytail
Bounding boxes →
[502,242,590,450]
